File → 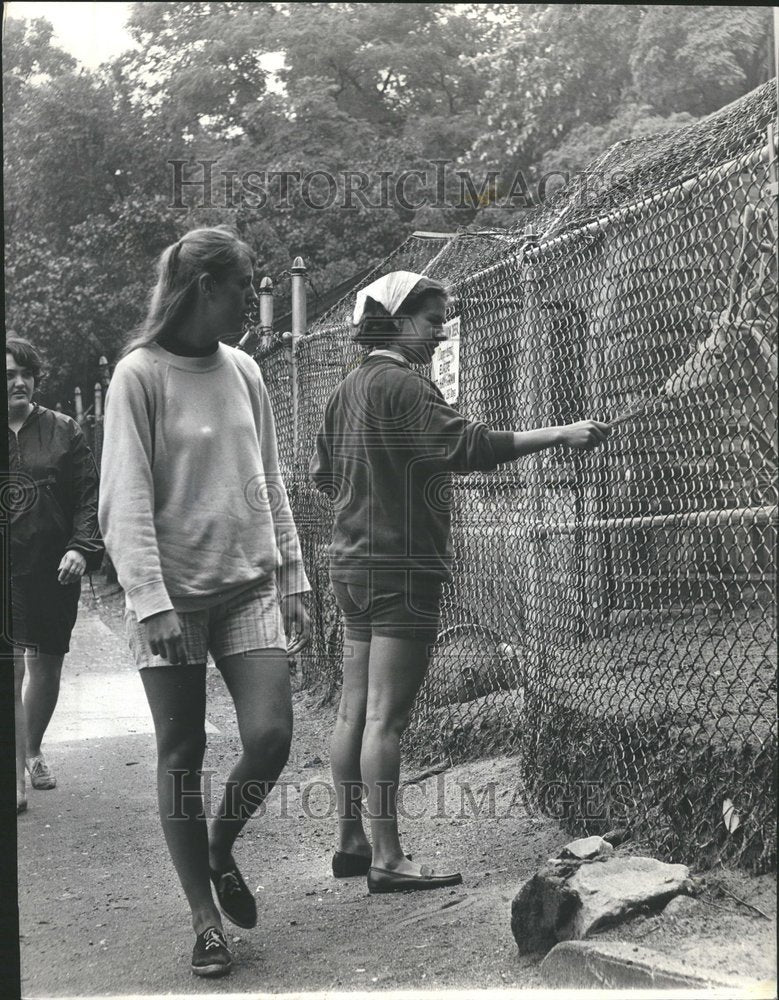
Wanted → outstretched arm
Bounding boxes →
[507,420,611,458]
[392,370,610,472]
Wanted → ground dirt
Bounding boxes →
[14,576,776,996]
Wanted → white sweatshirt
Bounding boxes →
[99,342,310,621]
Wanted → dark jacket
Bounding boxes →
[8,404,104,578]
[309,355,515,587]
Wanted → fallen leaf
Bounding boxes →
[722,798,741,833]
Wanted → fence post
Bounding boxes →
[283,256,307,460]
[259,275,274,333]
[238,277,274,351]
[98,356,111,392]
[74,387,83,424]
[93,382,104,469]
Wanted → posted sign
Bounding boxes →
[431,317,461,405]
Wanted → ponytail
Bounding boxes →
[123,227,255,356]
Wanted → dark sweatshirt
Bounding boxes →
[309,355,515,589]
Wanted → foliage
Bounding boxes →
[630,7,773,117]
[3,3,773,404]
[4,200,181,407]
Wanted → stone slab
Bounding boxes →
[540,940,773,994]
[511,854,691,953]
[562,855,690,939]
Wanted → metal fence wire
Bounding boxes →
[252,81,778,872]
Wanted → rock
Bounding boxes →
[561,857,690,940]
[662,894,699,919]
[560,836,614,861]
[426,631,519,705]
[511,856,690,954]
[511,859,583,954]
[602,827,632,847]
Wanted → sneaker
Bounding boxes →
[210,864,257,929]
[27,754,56,790]
[191,926,232,977]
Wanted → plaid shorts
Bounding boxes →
[125,577,288,669]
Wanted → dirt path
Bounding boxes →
[17,587,775,995]
[17,592,560,995]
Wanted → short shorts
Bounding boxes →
[331,576,443,644]
[11,572,81,655]
[125,576,288,669]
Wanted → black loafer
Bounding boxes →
[333,850,413,878]
[210,864,257,928]
[332,850,372,877]
[367,864,462,894]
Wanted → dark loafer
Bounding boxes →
[333,850,414,878]
[367,864,462,894]
[210,864,257,928]
[332,850,372,877]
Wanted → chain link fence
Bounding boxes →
[253,81,777,871]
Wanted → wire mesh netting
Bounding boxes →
[252,82,778,871]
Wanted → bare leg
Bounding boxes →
[24,651,64,757]
[14,653,26,809]
[208,649,292,871]
[361,635,431,872]
[330,637,371,855]
[140,665,222,935]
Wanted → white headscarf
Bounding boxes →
[352,271,426,326]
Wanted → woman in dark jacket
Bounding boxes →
[7,338,103,813]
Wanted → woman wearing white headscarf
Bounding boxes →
[311,271,609,893]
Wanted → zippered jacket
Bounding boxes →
[8,404,104,578]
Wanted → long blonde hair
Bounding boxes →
[123,226,256,355]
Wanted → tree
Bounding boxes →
[5,199,182,408]
[1,16,76,107]
[470,6,643,183]
[122,1,276,139]
[631,7,773,117]
[4,2,773,407]
[470,4,772,214]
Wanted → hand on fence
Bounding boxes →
[144,609,188,665]
[560,420,611,451]
[282,593,311,656]
[58,549,87,585]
